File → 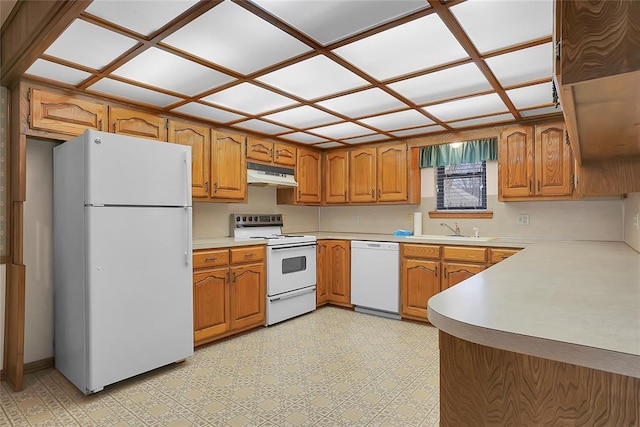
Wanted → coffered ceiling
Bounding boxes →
[23,0,559,148]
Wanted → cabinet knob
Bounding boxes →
[371,189,374,198]
[214,182,218,193]
[205,181,209,193]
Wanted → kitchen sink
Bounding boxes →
[405,234,496,242]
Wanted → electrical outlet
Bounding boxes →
[516,214,530,225]
[407,214,413,224]
[354,215,360,224]
[634,212,639,230]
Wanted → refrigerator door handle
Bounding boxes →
[184,207,190,266]
[183,151,190,208]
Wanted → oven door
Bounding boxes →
[267,242,316,296]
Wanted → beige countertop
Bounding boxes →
[193,234,639,378]
[428,240,640,378]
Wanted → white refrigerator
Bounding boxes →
[53,130,193,394]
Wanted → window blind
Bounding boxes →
[436,161,487,210]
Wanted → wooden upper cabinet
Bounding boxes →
[109,106,167,141]
[535,123,573,196]
[29,88,106,136]
[377,143,407,202]
[168,120,211,199]
[499,122,573,201]
[296,148,322,203]
[499,126,535,198]
[273,143,296,167]
[325,150,349,204]
[246,138,296,167]
[246,138,273,163]
[350,147,376,203]
[211,130,246,201]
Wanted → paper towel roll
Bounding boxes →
[413,212,422,236]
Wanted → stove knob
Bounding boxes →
[236,216,241,221]
[254,216,258,221]
[242,216,246,221]
[248,217,253,221]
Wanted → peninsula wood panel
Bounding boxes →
[109,107,166,141]
[439,331,640,426]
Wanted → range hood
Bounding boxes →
[247,162,297,188]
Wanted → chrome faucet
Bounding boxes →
[440,222,461,236]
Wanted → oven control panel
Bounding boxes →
[231,213,283,228]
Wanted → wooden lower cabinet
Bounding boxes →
[193,246,265,346]
[316,240,351,307]
[316,243,329,306]
[401,244,519,322]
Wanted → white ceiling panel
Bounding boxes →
[358,110,434,130]
[449,113,515,129]
[280,132,328,144]
[486,43,553,87]
[391,125,446,137]
[389,62,492,105]
[343,134,389,144]
[424,93,508,122]
[88,78,181,107]
[256,55,368,99]
[85,0,198,36]
[172,102,246,123]
[520,105,562,117]
[334,14,468,80]
[44,19,138,70]
[251,0,429,45]
[506,82,553,109]
[112,48,235,96]
[451,0,553,53]
[308,121,372,139]
[263,106,341,128]
[235,119,292,134]
[202,83,298,115]
[314,142,345,149]
[316,88,404,118]
[162,1,311,74]
[25,59,91,85]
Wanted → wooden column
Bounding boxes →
[439,331,640,425]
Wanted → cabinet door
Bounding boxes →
[350,147,376,203]
[401,258,440,321]
[499,126,534,198]
[327,241,351,305]
[168,120,211,198]
[109,106,167,141]
[325,150,349,204]
[273,143,296,167]
[377,143,407,202]
[441,262,485,291]
[296,148,322,203]
[246,138,273,163]
[193,267,229,344]
[316,242,329,306]
[29,88,106,136]
[211,131,246,200]
[535,123,573,196]
[229,263,265,330]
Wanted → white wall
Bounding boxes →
[320,161,624,241]
[623,192,640,251]
[24,138,55,363]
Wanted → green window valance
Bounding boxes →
[419,138,498,168]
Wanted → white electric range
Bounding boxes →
[231,214,317,326]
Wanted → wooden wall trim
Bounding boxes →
[0,357,54,381]
[439,331,640,426]
[0,1,90,87]
[3,264,25,391]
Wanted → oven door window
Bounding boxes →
[282,255,307,274]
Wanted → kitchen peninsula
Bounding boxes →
[428,240,640,425]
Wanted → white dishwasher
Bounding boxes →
[350,240,400,319]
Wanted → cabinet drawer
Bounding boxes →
[489,248,521,264]
[442,246,487,263]
[193,249,229,269]
[230,246,265,264]
[401,244,441,260]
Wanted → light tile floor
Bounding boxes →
[1,307,440,426]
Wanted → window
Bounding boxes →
[436,161,487,210]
